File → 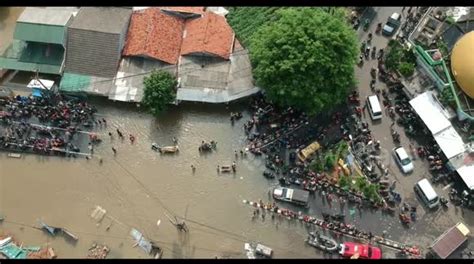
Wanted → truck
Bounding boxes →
[429,222,470,259]
[297,141,320,162]
[273,187,310,207]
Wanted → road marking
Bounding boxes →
[442,183,454,191]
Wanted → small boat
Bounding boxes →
[152,143,179,154]
[306,232,339,252]
[244,243,273,259]
[220,165,236,173]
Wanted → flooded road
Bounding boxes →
[0,100,330,258]
[0,7,24,54]
[1,6,472,259]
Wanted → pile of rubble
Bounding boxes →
[87,243,110,259]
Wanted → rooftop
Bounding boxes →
[181,12,235,59]
[69,7,132,34]
[159,6,204,15]
[17,7,75,26]
[451,31,474,99]
[122,8,185,65]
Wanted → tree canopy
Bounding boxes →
[141,71,177,116]
[249,8,358,115]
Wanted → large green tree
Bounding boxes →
[141,70,177,116]
[250,8,358,115]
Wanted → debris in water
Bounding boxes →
[87,244,109,259]
[90,206,107,223]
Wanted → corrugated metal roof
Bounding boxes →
[17,7,74,26]
[14,22,66,45]
[60,73,92,93]
[69,7,132,34]
[431,223,469,259]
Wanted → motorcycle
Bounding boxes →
[371,46,377,59]
[367,33,373,43]
[370,68,377,78]
[365,47,370,59]
[370,79,376,91]
[375,23,382,34]
[363,19,370,31]
[377,49,384,60]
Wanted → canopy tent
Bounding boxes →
[433,126,466,159]
[409,91,451,134]
[27,79,55,90]
[457,164,474,191]
[27,79,55,97]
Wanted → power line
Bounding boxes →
[60,49,252,90]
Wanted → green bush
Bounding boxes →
[141,71,177,116]
[398,62,415,77]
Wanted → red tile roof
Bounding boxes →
[122,8,185,65]
[180,12,235,60]
[160,6,205,15]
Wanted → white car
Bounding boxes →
[382,13,402,36]
[392,146,414,173]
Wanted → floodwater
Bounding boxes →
[0,7,24,54]
[0,99,330,258]
[1,5,471,259]
[0,97,452,259]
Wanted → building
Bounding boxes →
[95,7,257,103]
[408,7,474,121]
[0,7,77,75]
[63,7,132,78]
[450,31,474,99]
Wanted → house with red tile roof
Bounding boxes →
[67,7,259,103]
[122,8,185,65]
[180,12,235,60]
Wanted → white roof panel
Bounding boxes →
[434,126,465,159]
[27,79,55,90]
[409,91,452,134]
[17,7,75,26]
[457,165,474,190]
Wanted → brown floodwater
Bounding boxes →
[0,7,24,54]
[0,99,323,259]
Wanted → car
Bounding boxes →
[382,13,402,36]
[392,146,414,173]
[339,242,382,259]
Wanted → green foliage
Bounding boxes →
[324,153,337,171]
[249,8,358,116]
[439,87,455,107]
[398,62,415,77]
[335,140,349,159]
[310,160,324,172]
[354,176,367,191]
[338,175,351,190]
[386,41,417,76]
[445,16,455,25]
[227,7,285,47]
[141,71,177,116]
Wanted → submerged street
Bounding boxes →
[0,6,472,259]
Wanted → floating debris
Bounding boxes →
[87,244,109,259]
[130,228,162,258]
[90,206,107,223]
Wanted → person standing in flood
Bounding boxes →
[129,134,135,144]
[112,147,117,156]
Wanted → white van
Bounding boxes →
[367,95,382,120]
[414,178,440,209]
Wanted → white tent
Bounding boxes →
[434,126,466,159]
[27,79,55,90]
[457,164,474,191]
[409,91,451,134]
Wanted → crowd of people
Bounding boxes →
[0,95,99,157]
